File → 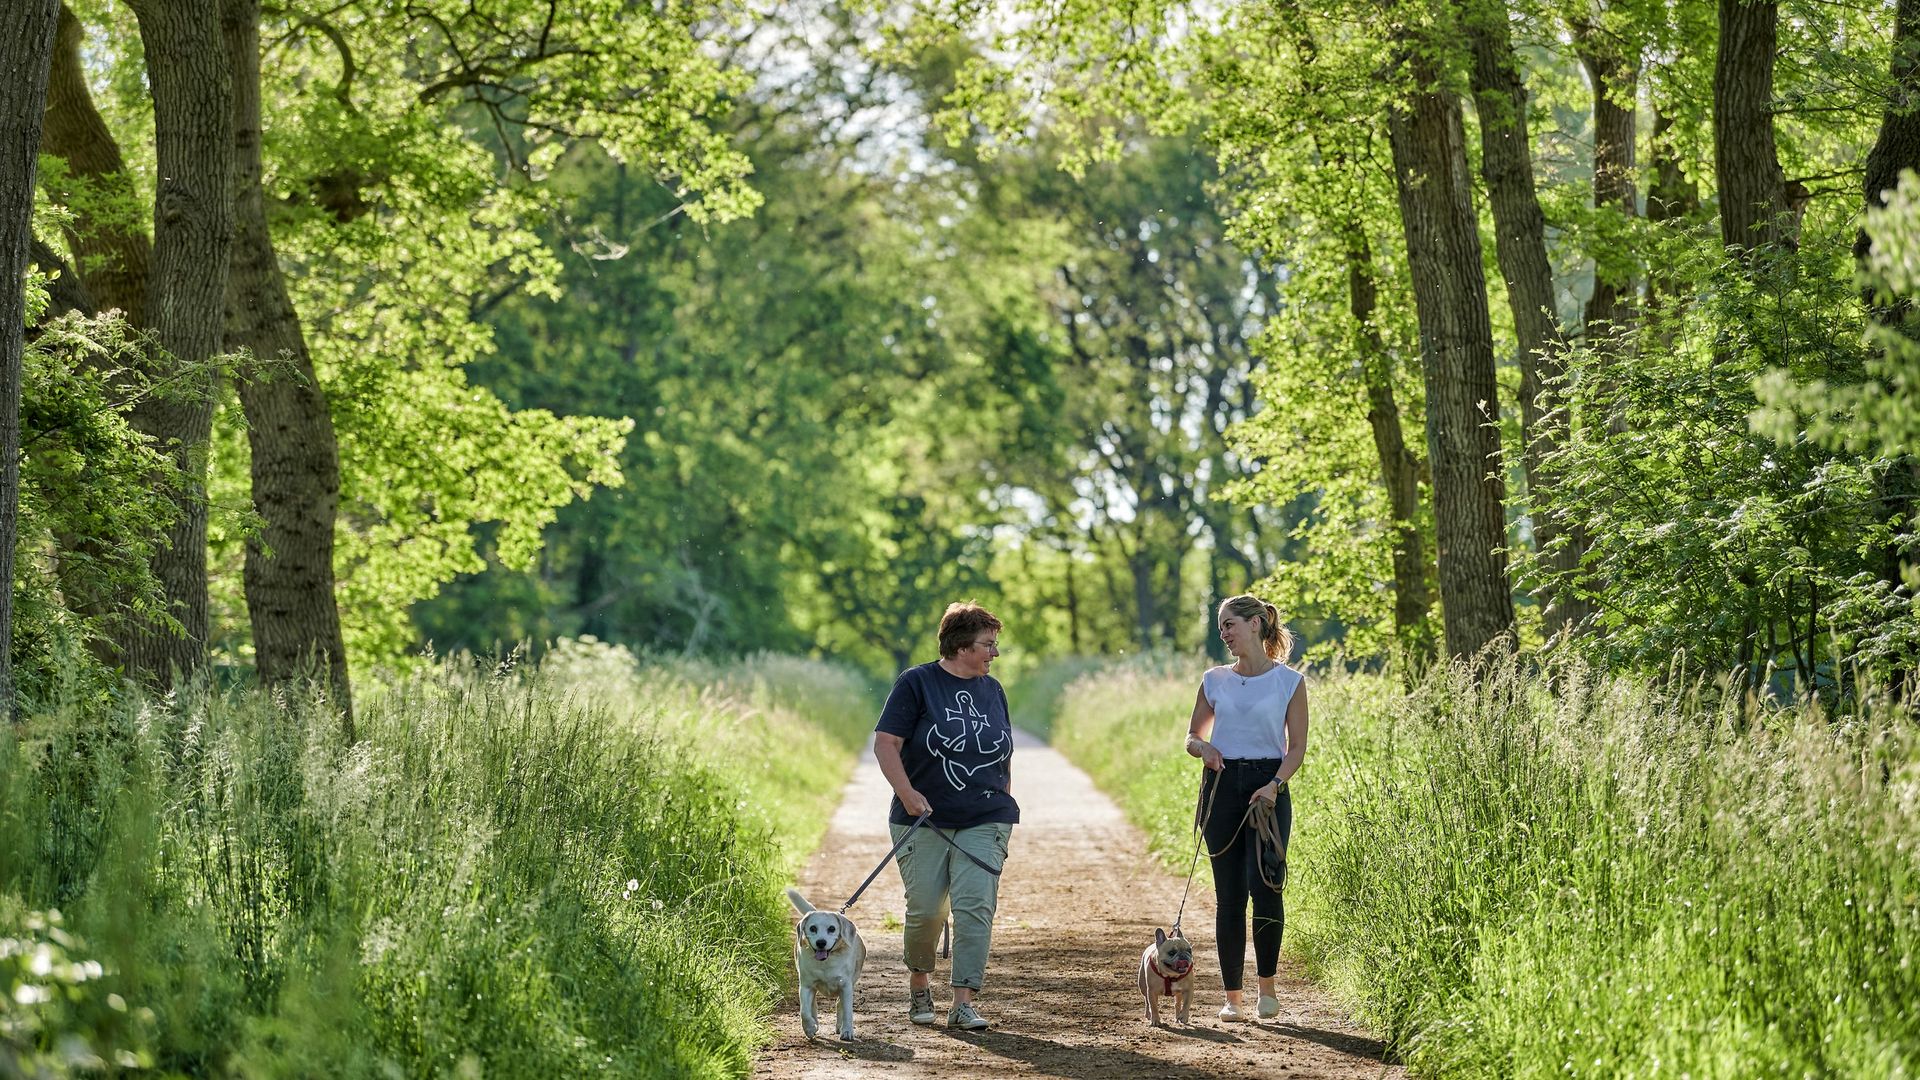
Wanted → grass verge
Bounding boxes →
[1036,653,1920,1077]
[0,641,872,1077]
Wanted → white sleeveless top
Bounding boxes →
[1202,663,1302,760]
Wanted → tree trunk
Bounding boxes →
[123,0,233,687]
[1387,47,1517,659]
[42,3,151,326]
[1064,548,1080,653]
[1463,5,1589,635]
[1644,107,1701,329]
[1346,236,1436,660]
[1715,0,1792,255]
[1858,0,1920,695]
[1,0,61,717]
[1577,27,1640,338]
[1129,540,1158,652]
[222,0,352,728]
[1859,0,1920,283]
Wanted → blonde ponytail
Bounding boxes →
[1221,594,1294,661]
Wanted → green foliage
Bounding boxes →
[13,303,193,703]
[1757,170,1920,458]
[253,73,637,662]
[1535,225,1911,687]
[0,903,157,1074]
[0,651,869,1076]
[1042,657,1920,1077]
[40,0,760,671]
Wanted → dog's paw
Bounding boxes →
[837,1029,858,1043]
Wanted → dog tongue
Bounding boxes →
[814,949,831,961]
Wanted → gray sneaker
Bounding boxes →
[947,1002,989,1031]
[908,987,936,1025]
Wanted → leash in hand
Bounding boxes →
[1171,767,1287,937]
[839,809,1003,915]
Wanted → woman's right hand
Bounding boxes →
[898,788,932,817]
[1193,738,1224,772]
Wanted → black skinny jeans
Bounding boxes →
[1202,758,1292,992]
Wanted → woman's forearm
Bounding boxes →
[1273,733,1308,785]
[874,736,914,796]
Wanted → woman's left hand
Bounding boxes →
[1250,780,1280,806]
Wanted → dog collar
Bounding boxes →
[1149,958,1190,996]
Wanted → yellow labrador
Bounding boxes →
[787,888,866,1041]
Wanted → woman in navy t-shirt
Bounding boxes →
[874,602,1018,1031]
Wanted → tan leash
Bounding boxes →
[1171,767,1288,936]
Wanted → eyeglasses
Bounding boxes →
[971,639,1001,654]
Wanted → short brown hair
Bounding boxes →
[938,602,1003,659]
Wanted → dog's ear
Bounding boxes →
[837,914,857,942]
[1155,927,1167,946]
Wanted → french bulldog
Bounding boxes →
[1137,926,1194,1026]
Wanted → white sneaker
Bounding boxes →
[1218,1001,1247,1023]
[1257,994,1280,1019]
[948,1002,990,1031]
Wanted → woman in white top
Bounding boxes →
[1184,593,1310,1022]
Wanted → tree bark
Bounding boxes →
[1462,3,1590,635]
[42,4,150,326]
[222,0,352,728]
[1644,107,1701,328]
[1576,22,1640,339]
[1715,0,1792,256]
[1346,236,1436,660]
[1859,0,1920,695]
[1,0,62,717]
[123,0,233,687]
[1287,13,1438,660]
[29,237,94,319]
[1387,46,1517,659]
[1858,0,1920,285]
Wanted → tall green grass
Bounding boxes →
[1039,654,1920,1077]
[1001,654,1105,739]
[0,642,872,1077]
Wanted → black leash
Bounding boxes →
[839,810,1003,915]
[840,810,929,914]
[1172,769,1220,937]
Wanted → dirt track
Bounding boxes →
[754,730,1404,1080]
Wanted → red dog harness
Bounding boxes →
[1148,958,1190,997]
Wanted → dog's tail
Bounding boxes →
[786,887,816,914]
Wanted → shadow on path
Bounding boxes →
[943,1028,1261,1080]
[1244,1020,1397,1064]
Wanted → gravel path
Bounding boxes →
[754,730,1403,1080]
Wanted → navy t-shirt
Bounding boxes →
[876,662,1020,829]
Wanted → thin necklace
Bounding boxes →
[1236,658,1275,684]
